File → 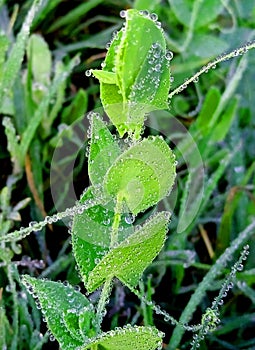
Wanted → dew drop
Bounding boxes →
[228,281,234,289]
[124,214,135,224]
[74,285,81,292]
[237,263,243,271]
[120,10,127,18]
[49,334,55,342]
[85,69,91,77]
[6,285,11,292]
[106,41,111,49]
[165,51,173,61]
[139,10,149,17]
[150,13,158,21]
[29,221,37,228]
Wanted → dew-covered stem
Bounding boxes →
[0,198,100,243]
[168,39,255,99]
[190,245,249,350]
[95,278,113,333]
[168,219,255,350]
[93,193,124,331]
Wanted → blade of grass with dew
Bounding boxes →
[44,61,67,136]
[0,0,43,106]
[167,219,255,350]
[2,117,22,175]
[0,307,8,349]
[19,55,80,165]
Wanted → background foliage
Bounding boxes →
[0,0,255,349]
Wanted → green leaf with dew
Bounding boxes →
[22,276,93,350]
[72,188,134,288]
[86,212,170,292]
[81,324,164,350]
[92,70,117,84]
[94,9,171,138]
[104,136,176,215]
[88,113,121,185]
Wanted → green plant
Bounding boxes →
[1,4,255,350]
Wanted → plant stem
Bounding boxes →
[0,197,100,243]
[95,278,113,333]
[168,219,255,350]
[95,193,123,332]
[110,192,123,248]
[168,38,255,99]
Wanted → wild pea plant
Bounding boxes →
[2,6,255,350]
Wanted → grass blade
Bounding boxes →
[19,55,80,164]
[0,0,43,105]
[167,220,255,350]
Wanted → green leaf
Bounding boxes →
[116,10,169,104]
[92,70,117,84]
[22,276,93,350]
[61,88,88,124]
[81,324,163,350]
[27,34,52,85]
[96,9,171,138]
[88,113,121,185]
[168,0,223,29]
[63,305,95,341]
[86,212,170,292]
[186,34,228,59]
[195,86,221,136]
[0,34,9,81]
[134,0,161,11]
[211,97,238,142]
[104,136,176,215]
[72,188,134,288]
